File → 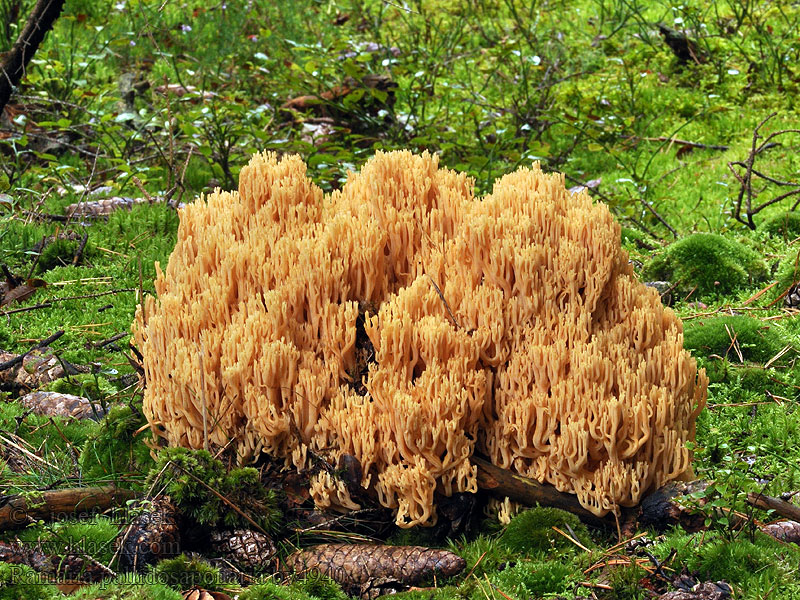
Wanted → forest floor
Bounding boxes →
[1,0,800,599]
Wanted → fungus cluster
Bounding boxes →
[133,151,707,526]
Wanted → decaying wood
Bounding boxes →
[746,492,800,522]
[637,480,710,532]
[473,455,633,528]
[0,485,137,530]
[288,543,465,598]
[0,0,67,112]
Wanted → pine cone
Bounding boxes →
[17,391,106,420]
[182,589,231,600]
[209,529,276,571]
[287,543,465,597]
[116,496,181,572]
[761,520,800,544]
[0,540,111,581]
[65,196,152,217]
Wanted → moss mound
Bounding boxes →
[643,233,767,297]
[0,563,57,600]
[150,554,223,592]
[759,212,800,239]
[500,507,593,557]
[144,447,281,532]
[683,315,787,363]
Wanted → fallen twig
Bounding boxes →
[0,485,137,530]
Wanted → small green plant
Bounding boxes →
[606,562,649,600]
[45,373,114,403]
[494,559,580,597]
[643,233,768,297]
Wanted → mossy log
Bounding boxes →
[0,485,137,530]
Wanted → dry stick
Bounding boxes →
[427,276,463,330]
[71,232,89,266]
[0,0,67,111]
[91,332,129,349]
[746,493,800,522]
[0,485,137,530]
[0,288,139,317]
[0,330,64,371]
[638,136,729,151]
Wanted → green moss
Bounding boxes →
[688,534,800,595]
[36,237,96,272]
[759,212,800,239]
[683,315,788,363]
[292,573,349,600]
[0,563,57,600]
[150,554,224,591]
[144,447,281,532]
[71,573,184,600]
[449,533,515,579]
[8,515,119,565]
[499,507,593,557]
[238,580,315,600]
[606,563,649,600]
[643,233,767,297]
[79,404,155,481]
[494,560,579,597]
[45,373,115,402]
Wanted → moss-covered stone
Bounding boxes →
[499,507,593,557]
[759,211,800,239]
[643,233,767,297]
[683,315,788,363]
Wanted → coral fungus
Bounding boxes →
[133,151,707,526]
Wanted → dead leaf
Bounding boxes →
[0,278,47,307]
